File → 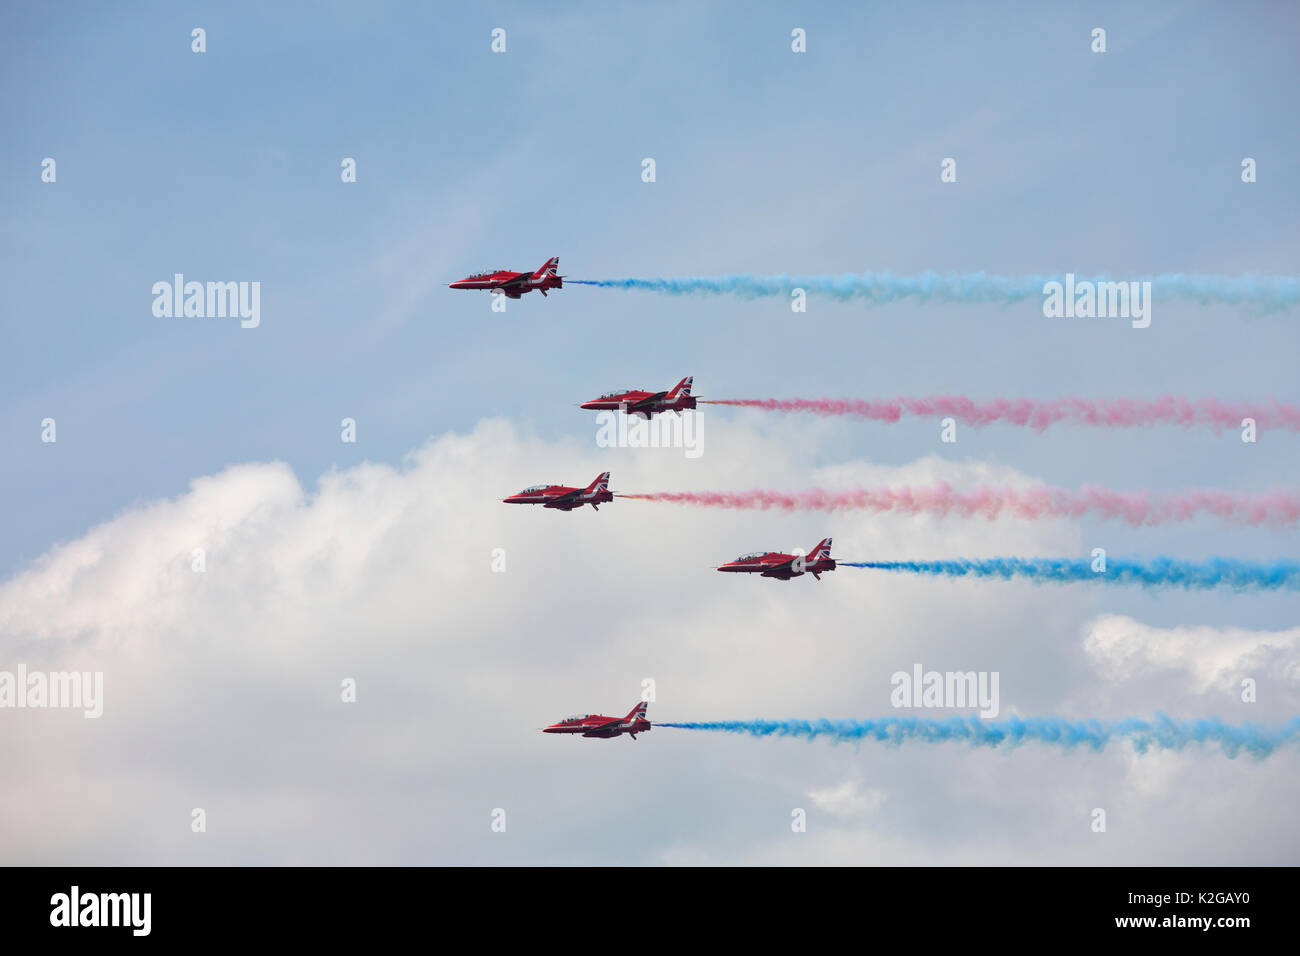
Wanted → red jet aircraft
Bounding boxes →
[716,537,836,580]
[580,376,696,418]
[503,471,612,511]
[543,700,651,740]
[448,256,564,298]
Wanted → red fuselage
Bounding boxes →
[580,377,696,418]
[716,541,836,580]
[502,472,612,511]
[449,257,563,299]
[543,701,651,739]
[542,715,652,738]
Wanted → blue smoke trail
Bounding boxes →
[570,272,1300,311]
[839,557,1300,591]
[656,715,1300,758]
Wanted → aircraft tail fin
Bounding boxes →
[585,471,611,495]
[810,537,832,561]
[625,699,649,721]
[667,375,694,400]
[533,256,560,280]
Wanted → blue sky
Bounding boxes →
[2,1,1298,864]
[6,1,1298,604]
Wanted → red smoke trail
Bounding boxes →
[698,396,1300,431]
[617,482,1300,527]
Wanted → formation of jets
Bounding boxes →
[449,256,564,298]
[463,259,840,735]
[542,700,651,740]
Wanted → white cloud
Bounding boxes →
[1,418,1296,864]
[806,779,887,817]
[1083,614,1300,694]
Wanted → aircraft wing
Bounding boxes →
[625,391,669,411]
[494,272,529,289]
[760,557,800,576]
[543,488,583,507]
